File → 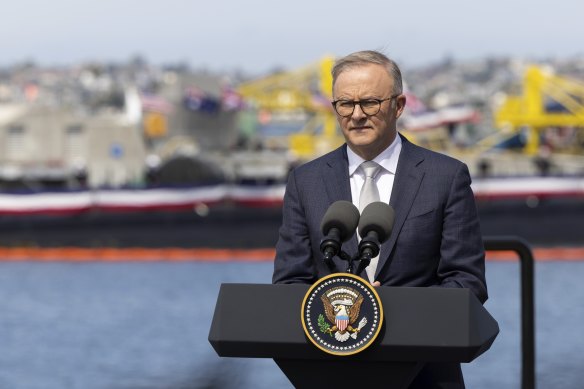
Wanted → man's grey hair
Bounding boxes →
[332,50,403,95]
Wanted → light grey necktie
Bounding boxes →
[359,161,381,212]
[359,161,382,282]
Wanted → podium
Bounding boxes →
[209,283,498,389]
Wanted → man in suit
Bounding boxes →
[272,50,487,388]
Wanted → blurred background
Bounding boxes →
[1,0,583,388]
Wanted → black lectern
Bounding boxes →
[209,284,498,389]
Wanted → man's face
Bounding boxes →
[333,64,405,160]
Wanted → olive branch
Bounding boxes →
[317,314,332,335]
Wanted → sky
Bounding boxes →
[2,0,584,75]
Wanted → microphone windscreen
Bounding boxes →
[320,200,360,242]
[358,202,395,243]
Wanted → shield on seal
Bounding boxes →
[335,315,349,331]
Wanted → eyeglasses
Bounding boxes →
[331,94,401,117]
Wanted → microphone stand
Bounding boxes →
[339,251,354,273]
[323,250,376,276]
[321,235,380,276]
[354,255,371,276]
[322,250,354,273]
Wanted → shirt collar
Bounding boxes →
[347,133,402,176]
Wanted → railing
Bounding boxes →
[484,236,535,389]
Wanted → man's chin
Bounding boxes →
[347,135,375,148]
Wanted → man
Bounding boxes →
[272,50,487,388]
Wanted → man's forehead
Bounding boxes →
[333,64,393,95]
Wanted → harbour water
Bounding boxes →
[0,259,583,388]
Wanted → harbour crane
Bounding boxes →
[236,56,342,160]
[495,65,584,155]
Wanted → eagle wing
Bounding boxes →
[321,294,336,323]
[349,295,364,323]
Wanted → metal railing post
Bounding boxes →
[484,236,535,389]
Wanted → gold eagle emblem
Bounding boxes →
[320,286,368,342]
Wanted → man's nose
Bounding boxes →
[351,103,366,119]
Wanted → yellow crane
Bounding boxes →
[495,65,584,155]
[237,56,343,160]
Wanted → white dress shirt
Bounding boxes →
[347,134,402,281]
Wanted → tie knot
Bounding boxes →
[361,161,381,179]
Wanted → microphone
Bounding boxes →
[355,202,395,275]
[319,200,360,270]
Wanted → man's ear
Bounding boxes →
[395,95,407,118]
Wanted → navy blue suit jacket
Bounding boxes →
[273,134,487,304]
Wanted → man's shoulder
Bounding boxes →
[401,135,465,168]
[292,144,346,174]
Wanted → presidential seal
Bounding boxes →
[301,273,383,356]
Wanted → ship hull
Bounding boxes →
[0,198,582,248]
[0,177,582,248]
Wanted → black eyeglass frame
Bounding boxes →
[331,93,402,117]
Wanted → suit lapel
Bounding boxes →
[323,145,352,203]
[321,145,359,257]
[376,136,425,278]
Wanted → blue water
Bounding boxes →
[0,260,583,388]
